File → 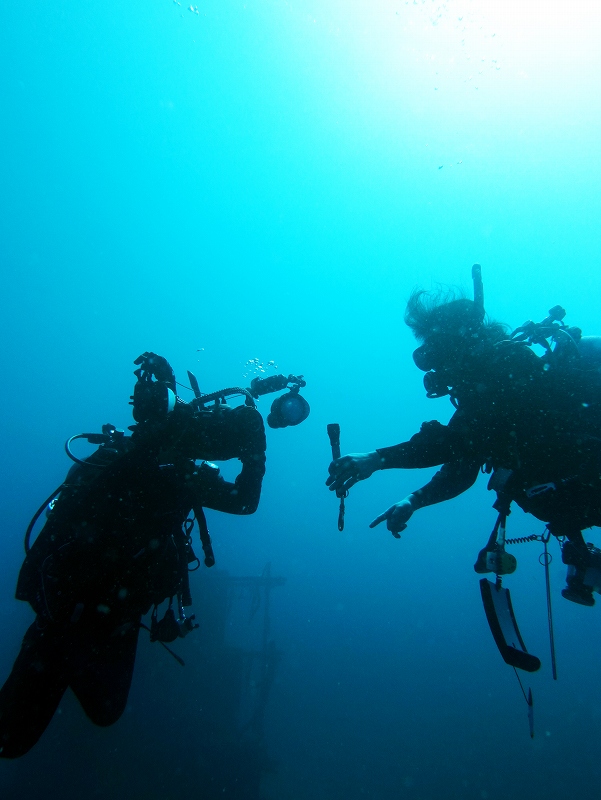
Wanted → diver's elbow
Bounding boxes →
[237,499,260,515]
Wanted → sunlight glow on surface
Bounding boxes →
[395,0,601,77]
[317,0,601,137]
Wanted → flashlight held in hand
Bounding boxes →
[327,423,346,531]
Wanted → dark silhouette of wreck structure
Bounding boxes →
[187,563,285,799]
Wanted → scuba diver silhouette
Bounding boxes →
[327,266,601,608]
[0,352,310,758]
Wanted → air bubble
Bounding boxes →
[243,358,279,377]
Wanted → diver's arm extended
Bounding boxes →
[370,458,481,535]
[326,418,465,495]
[375,419,466,470]
[409,457,481,508]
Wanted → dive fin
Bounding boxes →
[480,579,541,673]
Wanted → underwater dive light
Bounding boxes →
[249,374,310,429]
[267,388,310,429]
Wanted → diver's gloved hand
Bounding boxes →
[134,352,176,392]
[326,451,381,494]
[369,495,417,538]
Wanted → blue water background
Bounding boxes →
[1,1,601,797]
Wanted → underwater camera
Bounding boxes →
[130,352,310,429]
[186,364,310,429]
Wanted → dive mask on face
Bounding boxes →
[413,340,454,399]
[413,342,436,372]
[412,334,464,373]
[413,332,479,399]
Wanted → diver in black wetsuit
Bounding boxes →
[0,353,268,759]
[327,287,601,605]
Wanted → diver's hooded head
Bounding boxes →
[405,288,505,374]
